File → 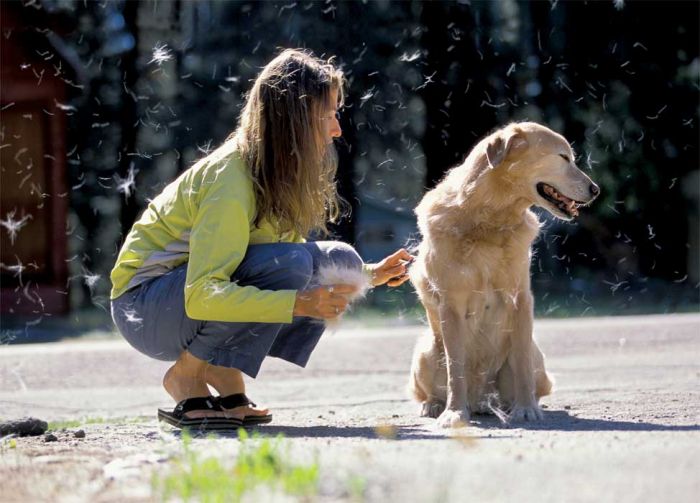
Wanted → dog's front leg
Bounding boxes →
[436,304,470,428]
[507,292,543,421]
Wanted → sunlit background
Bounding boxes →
[1,0,698,341]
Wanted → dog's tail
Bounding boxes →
[407,330,441,403]
[536,371,554,398]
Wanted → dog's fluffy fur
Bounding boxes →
[314,263,371,326]
[408,122,599,427]
[315,264,371,302]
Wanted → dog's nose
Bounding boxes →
[589,183,600,197]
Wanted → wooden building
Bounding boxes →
[0,3,81,315]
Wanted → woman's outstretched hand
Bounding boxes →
[293,284,358,320]
[367,248,415,287]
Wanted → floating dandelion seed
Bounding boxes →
[359,88,375,108]
[647,225,655,240]
[197,139,213,156]
[398,50,421,62]
[114,162,138,199]
[83,270,101,292]
[1,210,32,245]
[149,43,172,66]
[603,280,627,295]
[206,283,228,298]
[1,256,26,285]
[53,99,76,112]
[613,0,625,10]
[124,310,143,324]
[414,71,437,91]
[278,2,297,16]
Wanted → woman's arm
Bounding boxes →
[184,161,297,323]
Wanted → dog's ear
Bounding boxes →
[485,128,528,168]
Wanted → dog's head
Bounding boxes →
[472,122,600,221]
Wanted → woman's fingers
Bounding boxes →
[386,248,413,263]
[387,273,410,287]
[383,264,406,277]
[305,284,353,319]
[318,296,348,319]
[295,283,363,319]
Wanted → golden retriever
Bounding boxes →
[408,122,599,427]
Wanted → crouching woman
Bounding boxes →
[109,49,411,430]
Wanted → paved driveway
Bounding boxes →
[1,313,698,502]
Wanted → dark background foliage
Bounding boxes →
[1,0,698,332]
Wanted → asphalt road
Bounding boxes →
[1,313,699,502]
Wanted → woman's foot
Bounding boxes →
[163,354,221,420]
[217,394,271,422]
[203,364,271,421]
[162,352,271,422]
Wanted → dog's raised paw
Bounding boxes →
[509,404,544,422]
[436,409,470,428]
[421,401,445,418]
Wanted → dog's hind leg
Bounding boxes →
[497,341,552,411]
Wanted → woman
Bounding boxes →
[110,49,412,430]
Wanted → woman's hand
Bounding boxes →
[293,284,358,320]
[366,248,415,287]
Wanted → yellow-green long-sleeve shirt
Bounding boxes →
[110,141,304,323]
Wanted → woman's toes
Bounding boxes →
[248,405,270,417]
[221,405,269,419]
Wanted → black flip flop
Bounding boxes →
[157,396,243,431]
[217,393,273,426]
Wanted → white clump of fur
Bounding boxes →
[315,264,371,302]
[314,264,371,326]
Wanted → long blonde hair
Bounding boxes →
[232,49,345,237]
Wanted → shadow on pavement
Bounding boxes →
[175,424,486,441]
[471,410,700,432]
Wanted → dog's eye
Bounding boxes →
[559,154,570,163]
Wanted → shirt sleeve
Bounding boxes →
[362,263,375,284]
[183,160,297,323]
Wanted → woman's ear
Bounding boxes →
[485,128,528,168]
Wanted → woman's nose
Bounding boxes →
[330,118,342,138]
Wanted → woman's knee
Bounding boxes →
[235,244,314,290]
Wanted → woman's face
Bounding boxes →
[321,88,342,143]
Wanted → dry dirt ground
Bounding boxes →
[1,313,699,502]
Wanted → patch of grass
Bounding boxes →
[48,419,84,430]
[0,437,18,455]
[154,429,319,502]
[47,416,150,431]
[347,474,367,501]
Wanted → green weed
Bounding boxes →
[0,437,18,455]
[48,416,150,431]
[154,429,319,502]
[346,474,367,501]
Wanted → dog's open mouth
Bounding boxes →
[536,182,581,218]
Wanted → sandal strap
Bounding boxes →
[217,393,255,409]
[173,396,220,418]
